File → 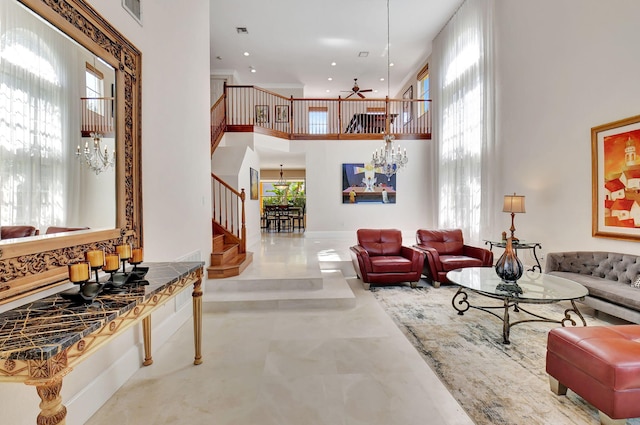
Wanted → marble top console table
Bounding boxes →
[0,261,204,425]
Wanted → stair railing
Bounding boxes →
[211,172,246,253]
[210,93,226,155]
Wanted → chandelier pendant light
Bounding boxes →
[273,164,289,189]
[76,132,115,175]
[371,0,407,180]
[372,134,408,180]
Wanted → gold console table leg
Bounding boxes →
[28,377,67,425]
[142,316,153,366]
[192,278,203,365]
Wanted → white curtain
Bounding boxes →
[0,0,81,232]
[431,0,498,244]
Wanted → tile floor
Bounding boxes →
[86,233,473,425]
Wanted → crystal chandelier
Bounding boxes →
[372,134,408,180]
[371,0,408,181]
[76,132,115,175]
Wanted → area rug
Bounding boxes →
[372,284,640,425]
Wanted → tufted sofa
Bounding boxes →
[545,252,640,324]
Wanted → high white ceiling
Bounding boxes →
[209,0,461,169]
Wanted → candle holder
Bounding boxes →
[63,262,102,303]
[129,247,148,280]
[116,243,132,275]
[85,249,105,285]
[104,253,131,289]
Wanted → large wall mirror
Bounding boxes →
[0,0,142,304]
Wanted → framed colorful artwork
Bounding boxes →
[250,168,259,200]
[255,105,269,124]
[592,114,640,240]
[275,105,289,123]
[342,163,397,204]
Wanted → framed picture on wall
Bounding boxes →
[250,168,259,200]
[255,105,269,124]
[275,105,289,123]
[592,114,640,240]
[342,163,396,204]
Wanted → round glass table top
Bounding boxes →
[446,267,588,301]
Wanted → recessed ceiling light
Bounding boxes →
[380,77,385,81]
[327,77,332,81]
[331,62,337,66]
[326,89,330,93]
[251,68,256,73]
[389,62,394,67]
[358,51,369,57]
[243,52,250,56]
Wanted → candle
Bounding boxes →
[104,253,120,272]
[85,249,105,268]
[131,248,144,264]
[68,262,90,282]
[116,243,132,260]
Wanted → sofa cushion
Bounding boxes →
[547,325,640,390]
[416,229,464,255]
[546,251,640,284]
[440,255,484,272]
[370,256,413,273]
[357,229,402,256]
[549,271,640,311]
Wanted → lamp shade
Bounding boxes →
[503,194,526,214]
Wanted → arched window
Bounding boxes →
[0,0,80,231]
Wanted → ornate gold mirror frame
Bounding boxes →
[0,0,142,304]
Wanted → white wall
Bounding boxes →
[213,133,436,246]
[495,0,640,260]
[0,1,212,424]
[300,139,434,240]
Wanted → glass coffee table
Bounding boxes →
[446,267,588,344]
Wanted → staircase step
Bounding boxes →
[203,270,355,311]
[207,252,253,278]
[210,243,239,266]
[209,277,323,292]
[212,234,225,252]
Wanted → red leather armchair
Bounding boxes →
[414,229,493,287]
[0,225,39,239]
[350,228,425,288]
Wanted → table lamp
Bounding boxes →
[503,193,526,241]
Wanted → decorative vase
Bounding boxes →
[495,237,523,283]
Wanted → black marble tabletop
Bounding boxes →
[0,262,204,361]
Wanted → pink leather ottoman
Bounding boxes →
[546,325,640,425]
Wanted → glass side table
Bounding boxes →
[484,240,542,272]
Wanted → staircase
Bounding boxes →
[207,232,253,278]
[208,175,252,278]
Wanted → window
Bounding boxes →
[417,63,430,116]
[122,0,142,24]
[0,21,67,229]
[85,62,104,115]
[308,106,328,134]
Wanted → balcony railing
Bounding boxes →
[218,85,431,142]
[81,97,115,137]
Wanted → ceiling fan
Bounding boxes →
[342,78,373,99]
